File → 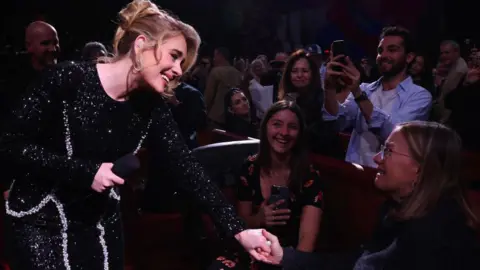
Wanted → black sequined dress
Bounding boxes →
[0,62,245,270]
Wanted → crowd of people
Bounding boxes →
[0,0,479,269]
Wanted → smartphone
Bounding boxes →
[331,40,347,71]
[268,185,290,209]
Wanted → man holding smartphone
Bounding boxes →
[323,26,432,167]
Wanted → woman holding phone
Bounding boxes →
[210,101,325,269]
[256,121,480,270]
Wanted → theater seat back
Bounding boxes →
[310,154,385,252]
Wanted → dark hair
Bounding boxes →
[380,26,415,54]
[82,41,107,61]
[215,47,231,63]
[256,100,309,195]
[278,49,322,100]
[411,53,434,92]
[224,88,245,125]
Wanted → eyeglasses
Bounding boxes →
[379,144,411,160]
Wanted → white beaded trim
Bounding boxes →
[5,193,71,270]
[97,221,109,270]
[109,189,121,201]
[5,101,151,269]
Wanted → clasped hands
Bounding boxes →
[235,228,284,265]
[235,199,290,265]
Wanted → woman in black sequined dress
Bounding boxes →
[0,1,270,269]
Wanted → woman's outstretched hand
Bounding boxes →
[235,229,272,261]
[255,229,284,265]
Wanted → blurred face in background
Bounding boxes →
[410,56,425,77]
[290,57,312,89]
[229,91,250,116]
[251,60,267,78]
[439,43,459,67]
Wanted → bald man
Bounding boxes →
[1,21,60,114]
[25,21,60,71]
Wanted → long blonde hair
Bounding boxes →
[394,121,478,227]
[104,0,200,95]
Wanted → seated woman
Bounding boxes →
[410,53,435,97]
[211,100,325,269]
[224,88,258,138]
[257,121,480,270]
[278,50,343,159]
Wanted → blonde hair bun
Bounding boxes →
[118,0,161,31]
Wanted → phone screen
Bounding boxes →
[331,40,347,72]
[332,40,346,57]
[268,185,290,209]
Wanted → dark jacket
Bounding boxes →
[281,199,480,270]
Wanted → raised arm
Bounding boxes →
[0,67,101,189]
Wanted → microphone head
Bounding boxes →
[111,154,141,179]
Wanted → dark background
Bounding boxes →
[0,0,475,60]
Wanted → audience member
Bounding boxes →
[168,82,207,149]
[324,26,432,167]
[224,88,258,138]
[410,53,435,96]
[258,121,480,270]
[279,50,343,158]
[81,41,108,62]
[248,58,270,119]
[204,47,242,128]
[445,57,480,151]
[433,40,468,123]
[211,101,325,269]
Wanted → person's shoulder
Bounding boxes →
[42,61,92,80]
[406,80,432,100]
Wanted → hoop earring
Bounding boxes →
[133,57,143,73]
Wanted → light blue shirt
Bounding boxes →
[320,63,327,88]
[324,76,432,167]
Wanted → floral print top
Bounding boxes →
[237,154,325,246]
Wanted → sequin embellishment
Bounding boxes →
[6,100,151,270]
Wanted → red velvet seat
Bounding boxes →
[309,154,385,252]
[126,213,199,270]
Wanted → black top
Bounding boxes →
[281,198,480,270]
[0,55,41,119]
[169,82,207,149]
[0,62,245,236]
[225,116,258,138]
[296,90,343,159]
[444,81,480,151]
[237,155,324,246]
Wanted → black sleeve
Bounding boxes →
[282,247,323,270]
[148,99,246,237]
[0,66,101,189]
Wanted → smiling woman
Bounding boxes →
[98,0,201,97]
[255,121,480,270]
[209,100,327,269]
[0,1,270,269]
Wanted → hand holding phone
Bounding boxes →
[331,40,347,72]
[256,185,291,227]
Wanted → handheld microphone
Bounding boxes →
[111,153,141,179]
